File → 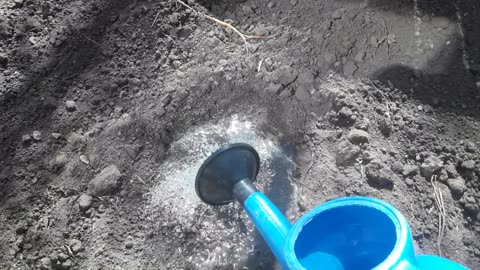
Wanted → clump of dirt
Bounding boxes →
[0,0,479,269]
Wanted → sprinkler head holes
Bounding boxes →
[195,143,260,205]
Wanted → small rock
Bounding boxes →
[331,8,344,19]
[447,177,466,198]
[338,107,353,118]
[125,240,134,249]
[402,164,419,177]
[365,161,395,189]
[87,165,122,196]
[336,140,361,165]
[355,118,370,131]
[465,141,477,153]
[69,239,82,254]
[0,53,8,68]
[438,169,448,182]
[39,257,51,270]
[77,194,93,211]
[130,78,142,87]
[423,105,433,113]
[58,253,69,262]
[461,160,475,170]
[242,5,254,14]
[379,117,393,137]
[65,100,76,112]
[465,203,479,217]
[62,259,73,269]
[347,129,369,144]
[444,163,458,177]
[392,161,403,174]
[22,134,32,143]
[362,150,376,162]
[32,131,41,141]
[79,155,90,164]
[14,0,24,8]
[267,2,275,8]
[15,220,28,234]
[405,178,414,187]
[420,155,443,178]
[51,133,62,140]
[343,61,357,77]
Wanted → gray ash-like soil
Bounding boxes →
[1,0,479,269]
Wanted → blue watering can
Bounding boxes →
[195,143,469,270]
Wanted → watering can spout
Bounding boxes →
[195,144,469,270]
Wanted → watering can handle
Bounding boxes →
[415,255,470,270]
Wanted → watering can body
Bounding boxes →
[244,194,469,270]
[195,144,470,270]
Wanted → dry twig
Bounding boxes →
[173,0,264,51]
[431,175,446,256]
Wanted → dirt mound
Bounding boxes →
[0,0,479,269]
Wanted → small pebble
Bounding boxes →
[66,100,76,111]
[22,134,32,143]
[32,131,41,141]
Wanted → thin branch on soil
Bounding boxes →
[431,175,446,257]
[152,10,161,27]
[81,34,102,47]
[173,0,264,51]
[381,17,390,60]
[257,59,264,72]
[64,244,75,258]
[135,174,146,185]
[303,151,316,184]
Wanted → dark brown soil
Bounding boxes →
[1,0,479,269]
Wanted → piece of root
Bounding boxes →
[173,0,264,48]
[431,175,446,257]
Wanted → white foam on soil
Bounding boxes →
[148,115,294,269]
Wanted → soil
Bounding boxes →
[1,0,480,269]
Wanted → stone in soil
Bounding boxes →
[403,164,419,177]
[447,177,466,198]
[77,194,93,211]
[87,165,122,196]
[32,131,41,141]
[365,161,395,189]
[465,141,477,152]
[62,259,72,269]
[51,133,62,139]
[39,257,51,270]
[0,53,7,67]
[336,140,361,165]
[347,129,369,144]
[355,117,370,131]
[444,163,458,177]
[461,160,475,170]
[15,220,28,234]
[420,155,443,178]
[69,239,82,254]
[22,134,32,143]
[65,100,76,111]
